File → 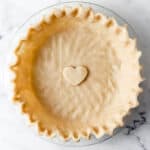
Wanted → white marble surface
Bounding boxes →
[0,0,150,149]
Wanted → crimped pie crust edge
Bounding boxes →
[10,6,143,141]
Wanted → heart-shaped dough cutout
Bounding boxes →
[63,66,88,86]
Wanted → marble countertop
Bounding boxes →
[0,0,150,149]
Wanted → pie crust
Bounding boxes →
[11,6,143,141]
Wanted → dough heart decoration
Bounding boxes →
[63,66,88,86]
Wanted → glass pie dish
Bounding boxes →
[11,1,139,147]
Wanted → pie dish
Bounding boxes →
[11,6,143,141]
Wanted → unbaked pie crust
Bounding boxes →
[11,6,143,141]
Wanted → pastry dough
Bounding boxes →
[11,6,143,141]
